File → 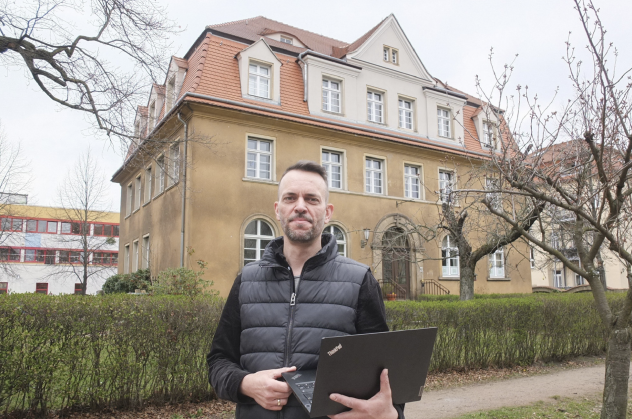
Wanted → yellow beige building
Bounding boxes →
[112,15,533,298]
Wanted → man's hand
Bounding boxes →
[239,366,296,411]
[328,369,398,419]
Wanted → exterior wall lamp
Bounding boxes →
[361,228,371,248]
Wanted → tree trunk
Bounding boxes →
[601,327,631,419]
[459,263,476,301]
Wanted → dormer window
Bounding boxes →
[280,35,293,45]
[166,75,176,110]
[148,100,156,131]
[383,46,398,65]
[482,122,494,148]
[249,63,270,98]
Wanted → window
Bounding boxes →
[92,252,117,265]
[35,283,48,295]
[35,249,56,264]
[124,244,130,274]
[575,272,585,286]
[47,221,57,234]
[280,35,293,45]
[168,144,180,186]
[404,165,421,199]
[324,225,346,257]
[0,248,20,262]
[144,166,152,203]
[489,248,505,278]
[365,158,384,194]
[398,99,413,130]
[0,282,7,294]
[74,283,83,294]
[243,219,274,265]
[93,224,119,237]
[156,156,165,194]
[486,178,501,210]
[438,108,451,138]
[322,79,341,113]
[530,247,536,268]
[148,100,156,131]
[482,122,494,148]
[61,222,71,234]
[367,91,383,123]
[126,183,133,216]
[26,219,48,233]
[439,170,454,203]
[246,138,272,180]
[551,233,560,250]
[1,218,23,232]
[135,175,141,210]
[142,235,150,269]
[322,150,343,189]
[59,251,83,264]
[166,75,176,110]
[442,235,459,277]
[132,240,139,272]
[248,63,270,98]
[383,46,398,65]
[553,269,564,288]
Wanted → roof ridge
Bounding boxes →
[209,15,348,45]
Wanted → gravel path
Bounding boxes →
[405,365,608,419]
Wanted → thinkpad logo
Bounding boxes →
[327,343,342,356]
[291,374,302,380]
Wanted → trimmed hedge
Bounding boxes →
[0,292,624,415]
[0,294,223,415]
[387,293,624,371]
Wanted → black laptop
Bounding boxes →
[281,327,437,418]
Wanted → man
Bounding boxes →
[207,161,403,419]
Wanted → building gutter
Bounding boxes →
[297,50,310,102]
[176,110,189,268]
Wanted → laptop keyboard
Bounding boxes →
[297,381,315,402]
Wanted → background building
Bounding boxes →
[112,15,533,298]
[0,202,119,295]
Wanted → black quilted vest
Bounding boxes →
[237,233,368,419]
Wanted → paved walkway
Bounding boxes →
[405,365,607,419]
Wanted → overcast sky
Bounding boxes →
[1,0,631,212]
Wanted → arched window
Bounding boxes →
[441,235,459,277]
[244,219,274,266]
[324,225,347,257]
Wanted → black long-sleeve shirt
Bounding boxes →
[207,270,405,417]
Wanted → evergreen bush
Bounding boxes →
[102,269,151,294]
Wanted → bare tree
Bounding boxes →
[478,1,632,416]
[48,149,116,294]
[0,0,179,149]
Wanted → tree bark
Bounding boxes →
[459,262,476,301]
[601,327,631,419]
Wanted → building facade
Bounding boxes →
[0,204,119,295]
[112,15,533,298]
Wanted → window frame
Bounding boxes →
[92,251,118,265]
[365,156,386,195]
[132,240,139,272]
[156,155,165,195]
[243,218,275,266]
[280,35,293,45]
[404,163,422,200]
[91,223,119,237]
[148,100,156,132]
[437,107,452,138]
[134,174,141,211]
[245,136,274,180]
[321,148,345,190]
[168,143,180,187]
[0,282,7,294]
[530,247,536,268]
[383,45,399,65]
[0,247,21,262]
[438,169,455,204]
[124,244,130,274]
[35,283,48,295]
[441,235,459,277]
[322,78,342,114]
[142,234,150,269]
[485,177,501,210]
[324,224,347,257]
[367,90,385,124]
[398,98,414,130]
[1,217,24,232]
[126,183,133,216]
[248,61,271,99]
[489,248,505,278]
[144,165,153,203]
[482,121,494,148]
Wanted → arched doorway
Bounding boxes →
[381,227,411,299]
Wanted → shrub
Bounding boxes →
[151,261,217,297]
[102,269,151,294]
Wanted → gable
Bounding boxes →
[346,15,433,82]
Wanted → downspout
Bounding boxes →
[298,50,310,102]
[177,110,189,267]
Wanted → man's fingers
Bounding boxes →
[379,368,392,395]
[330,393,360,410]
[271,365,297,379]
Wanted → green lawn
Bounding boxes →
[455,395,632,419]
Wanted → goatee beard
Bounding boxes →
[282,214,318,243]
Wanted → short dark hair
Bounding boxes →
[281,160,328,184]
[279,160,329,200]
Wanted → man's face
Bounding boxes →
[275,170,334,244]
